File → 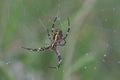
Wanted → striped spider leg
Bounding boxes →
[22,17,70,69]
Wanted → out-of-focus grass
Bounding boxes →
[0,65,15,80]
[0,0,120,80]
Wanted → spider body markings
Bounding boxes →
[22,17,70,69]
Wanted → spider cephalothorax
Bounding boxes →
[53,29,63,41]
[22,17,70,69]
[51,29,63,47]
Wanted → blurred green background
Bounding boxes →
[0,0,120,80]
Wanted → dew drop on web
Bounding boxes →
[101,9,105,12]
[85,53,89,56]
[57,17,61,21]
[104,18,108,22]
[102,59,106,63]
[117,61,120,64]
[84,66,87,70]
[112,8,115,11]
[94,66,97,70]
[103,54,107,57]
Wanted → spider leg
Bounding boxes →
[57,55,62,68]
[21,45,50,52]
[63,18,70,40]
[47,29,51,40]
[48,48,62,69]
[67,17,70,27]
[63,27,70,40]
[51,17,57,33]
[55,49,62,68]
[57,40,66,46]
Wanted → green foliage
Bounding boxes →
[0,0,120,80]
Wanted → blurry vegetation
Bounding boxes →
[0,0,120,80]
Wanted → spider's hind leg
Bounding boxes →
[48,55,62,69]
[57,55,62,68]
[55,49,62,69]
[48,48,62,69]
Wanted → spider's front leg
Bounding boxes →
[47,29,51,40]
[21,45,50,52]
[62,17,70,40]
[51,17,57,33]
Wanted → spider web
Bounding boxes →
[0,0,120,80]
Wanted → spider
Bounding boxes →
[22,17,70,69]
